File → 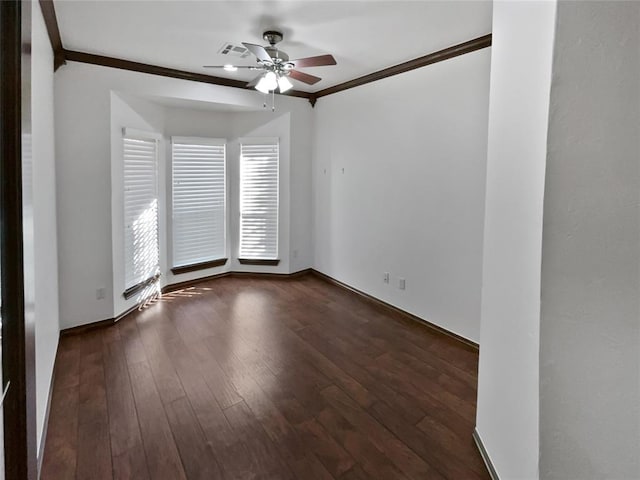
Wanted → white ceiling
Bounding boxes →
[142,94,264,112]
[55,1,492,93]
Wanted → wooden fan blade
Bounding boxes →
[246,73,264,88]
[288,69,322,85]
[291,54,337,68]
[242,42,272,63]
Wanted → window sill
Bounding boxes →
[238,258,280,266]
[123,273,160,300]
[171,258,228,275]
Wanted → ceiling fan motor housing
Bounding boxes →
[263,30,283,46]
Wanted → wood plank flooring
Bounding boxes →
[41,274,489,480]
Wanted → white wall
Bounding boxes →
[288,107,314,272]
[539,2,640,478]
[475,1,556,478]
[55,65,115,328]
[55,62,313,327]
[312,48,490,342]
[32,1,60,453]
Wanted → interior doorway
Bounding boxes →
[0,1,38,479]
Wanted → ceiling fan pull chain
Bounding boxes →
[272,89,275,112]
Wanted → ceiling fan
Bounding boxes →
[203,30,337,94]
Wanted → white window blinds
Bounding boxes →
[123,129,160,290]
[239,139,279,260]
[171,137,226,268]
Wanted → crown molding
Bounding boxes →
[38,0,65,70]
[310,34,492,102]
[63,49,312,100]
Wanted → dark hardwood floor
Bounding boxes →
[41,274,489,480]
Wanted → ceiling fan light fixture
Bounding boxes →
[263,71,278,91]
[277,75,293,93]
[255,75,271,94]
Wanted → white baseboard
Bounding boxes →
[473,428,500,480]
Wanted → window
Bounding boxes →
[123,128,160,296]
[171,137,227,272]
[239,139,279,263]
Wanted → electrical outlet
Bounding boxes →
[96,287,106,300]
[383,272,390,284]
[399,278,406,290]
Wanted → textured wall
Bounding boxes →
[539,2,640,478]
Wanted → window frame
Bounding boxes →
[170,136,228,274]
[238,137,280,264]
[122,127,161,297]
